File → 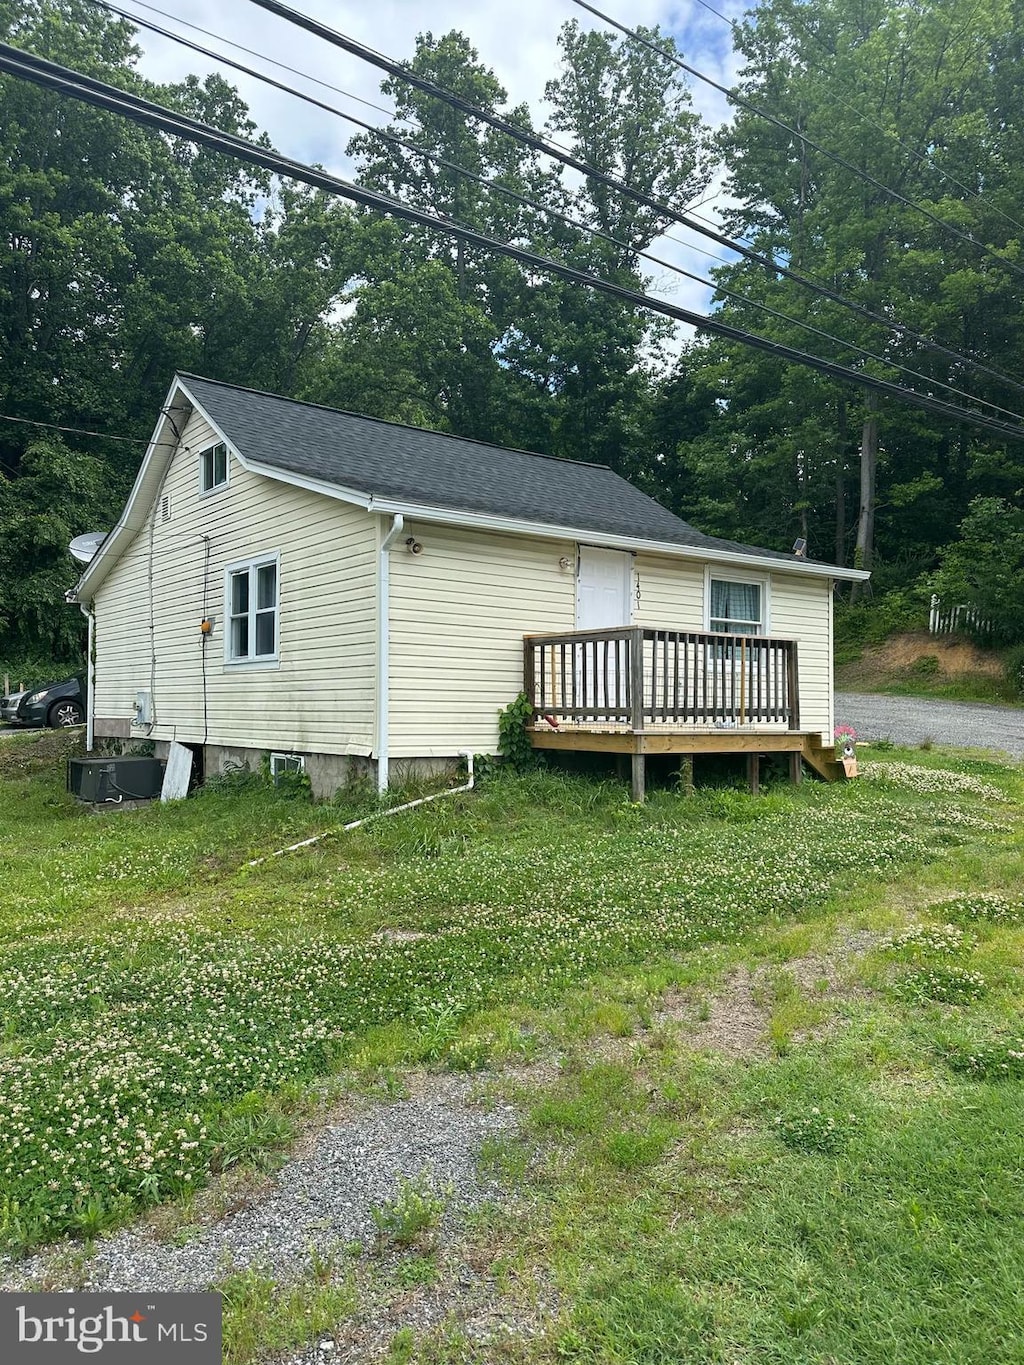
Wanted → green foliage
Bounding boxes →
[833,587,929,654]
[496,691,539,772]
[1004,645,1024,700]
[947,1038,1024,1080]
[928,892,1024,928]
[894,964,988,1005]
[773,1107,861,1155]
[219,1266,357,1365]
[370,1172,448,1247]
[206,1098,295,1174]
[930,497,1024,644]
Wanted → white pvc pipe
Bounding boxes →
[376,513,404,794]
[248,751,474,867]
[79,602,95,751]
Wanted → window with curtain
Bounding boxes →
[710,578,763,634]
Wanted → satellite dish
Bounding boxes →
[69,531,107,565]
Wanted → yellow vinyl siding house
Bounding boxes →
[73,374,867,798]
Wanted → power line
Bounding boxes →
[3,41,1024,446]
[239,0,1024,401]
[0,412,147,443]
[573,0,1024,285]
[678,0,1024,240]
[89,1,1024,420]
[100,0,403,123]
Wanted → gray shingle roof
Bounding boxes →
[178,374,805,565]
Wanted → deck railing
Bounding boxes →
[523,627,800,730]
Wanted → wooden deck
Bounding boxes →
[524,627,841,799]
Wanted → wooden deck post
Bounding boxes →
[787,641,801,729]
[631,749,646,803]
[523,638,535,711]
[629,626,645,733]
[679,754,694,796]
[789,751,803,785]
[747,753,760,796]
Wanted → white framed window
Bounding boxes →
[200,442,228,494]
[270,752,305,784]
[225,553,279,664]
[706,569,768,635]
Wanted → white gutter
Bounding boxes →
[376,513,405,793]
[79,603,95,751]
[248,751,474,865]
[366,496,871,583]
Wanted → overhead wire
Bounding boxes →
[679,0,1024,240]
[3,41,1024,444]
[0,412,148,443]
[86,0,1024,418]
[573,0,1024,284]
[101,0,404,122]
[92,0,741,275]
[234,0,1024,401]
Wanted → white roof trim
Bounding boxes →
[240,458,371,509]
[366,496,870,582]
[172,378,373,510]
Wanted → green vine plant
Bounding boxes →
[497,692,541,772]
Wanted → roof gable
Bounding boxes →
[77,373,868,601]
[176,373,819,568]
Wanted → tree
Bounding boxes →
[0,1,361,664]
[336,21,711,472]
[0,437,124,663]
[671,0,1024,578]
[930,496,1024,644]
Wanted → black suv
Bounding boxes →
[1,677,85,728]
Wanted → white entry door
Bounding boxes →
[576,547,632,629]
[575,548,632,719]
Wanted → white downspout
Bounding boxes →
[376,513,404,793]
[79,602,95,752]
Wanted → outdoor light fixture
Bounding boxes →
[405,537,423,555]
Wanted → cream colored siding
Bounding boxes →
[633,553,832,738]
[91,409,377,754]
[632,553,704,627]
[768,571,833,738]
[388,524,576,756]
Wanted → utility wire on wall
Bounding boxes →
[3,40,1024,444]
[87,0,1024,421]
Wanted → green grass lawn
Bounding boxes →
[1,731,1022,1363]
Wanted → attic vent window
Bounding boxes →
[200,442,228,493]
[270,753,304,784]
[160,494,171,522]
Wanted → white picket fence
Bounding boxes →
[928,594,991,637]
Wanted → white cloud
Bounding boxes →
[118,0,748,339]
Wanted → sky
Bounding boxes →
[113,0,749,344]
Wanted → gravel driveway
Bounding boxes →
[836,691,1024,760]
